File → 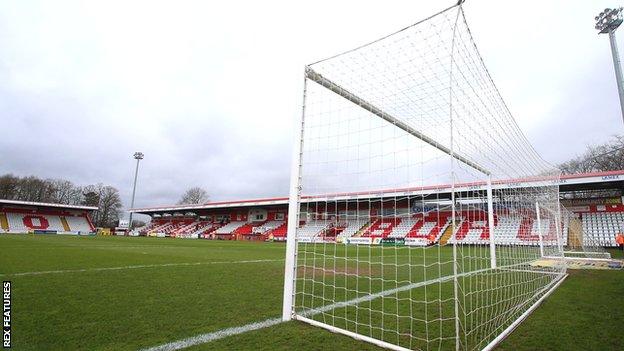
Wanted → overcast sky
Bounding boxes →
[1,0,623,211]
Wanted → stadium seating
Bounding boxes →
[174,220,216,238]
[144,220,172,235]
[406,214,451,243]
[336,219,369,239]
[170,221,198,236]
[136,219,224,238]
[361,218,402,238]
[64,215,94,232]
[387,218,419,238]
[582,211,623,247]
[448,216,517,245]
[128,208,623,247]
[492,216,521,244]
[145,220,193,237]
[4,212,68,233]
[191,222,216,235]
[214,221,247,235]
[446,212,566,246]
[137,221,157,235]
[240,220,286,240]
[5,212,29,232]
[257,220,284,233]
[268,222,288,239]
[297,220,330,239]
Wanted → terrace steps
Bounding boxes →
[439,222,456,246]
[0,213,7,230]
[60,217,71,231]
[568,217,583,248]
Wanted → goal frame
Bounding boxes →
[282,3,566,350]
[281,67,563,350]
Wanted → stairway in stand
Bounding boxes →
[0,213,8,231]
[439,221,458,246]
[568,217,583,248]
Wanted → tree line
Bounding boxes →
[559,134,624,174]
[0,174,123,227]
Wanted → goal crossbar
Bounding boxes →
[305,67,491,176]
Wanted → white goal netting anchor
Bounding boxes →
[283,3,566,350]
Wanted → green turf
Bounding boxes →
[0,234,622,350]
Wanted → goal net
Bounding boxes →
[560,205,611,260]
[282,3,566,351]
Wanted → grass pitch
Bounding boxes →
[0,234,622,350]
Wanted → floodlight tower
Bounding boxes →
[595,7,624,124]
[128,152,144,230]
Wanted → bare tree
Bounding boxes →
[559,134,624,174]
[0,174,19,199]
[178,187,209,204]
[98,186,123,227]
[13,176,57,202]
[0,174,84,204]
[50,179,81,204]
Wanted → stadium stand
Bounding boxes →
[6,212,64,232]
[126,170,624,247]
[129,206,622,248]
[0,199,97,234]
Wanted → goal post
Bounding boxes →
[283,3,566,350]
[282,74,309,322]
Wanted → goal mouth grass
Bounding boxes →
[292,244,565,350]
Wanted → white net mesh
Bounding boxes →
[560,205,611,259]
[286,4,566,351]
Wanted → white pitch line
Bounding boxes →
[139,317,283,351]
[0,259,284,277]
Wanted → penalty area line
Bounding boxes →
[0,259,284,277]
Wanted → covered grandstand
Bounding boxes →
[129,170,624,246]
[0,199,97,234]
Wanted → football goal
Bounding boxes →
[283,2,566,350]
